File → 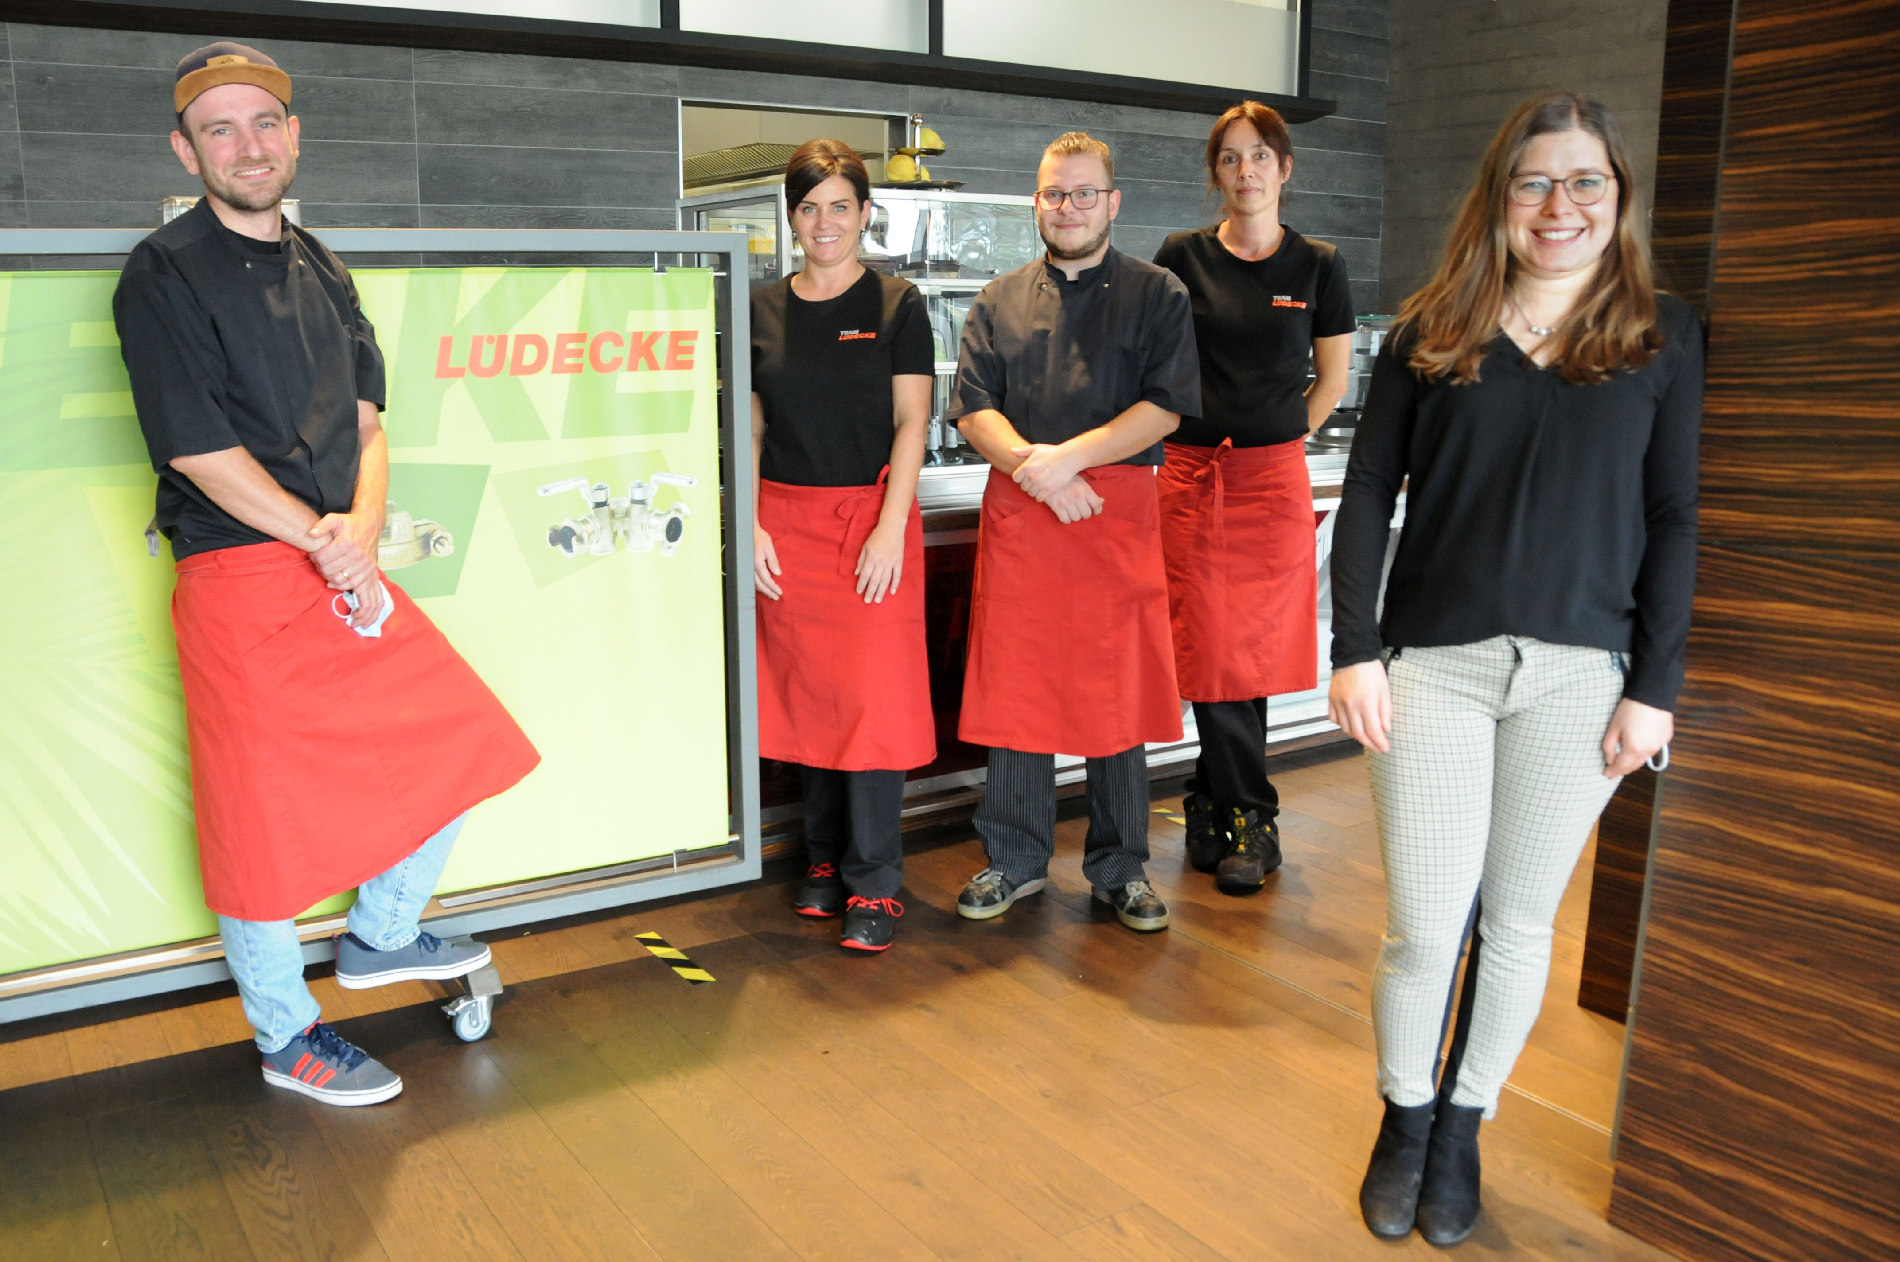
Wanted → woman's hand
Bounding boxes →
[1602,698,1672,778]
[1328,659,1392,753]
[855,521,905,604]
[753,524,783,600]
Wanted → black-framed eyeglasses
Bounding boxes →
[1508,172,1615,206]
[1035,186,1108,210]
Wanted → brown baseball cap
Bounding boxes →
[174,42,292,114]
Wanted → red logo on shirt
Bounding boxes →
[1272,295,1307,309]
[838,330,877,341]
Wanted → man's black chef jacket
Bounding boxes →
[113,197,387,561]
[948,247,1200,464]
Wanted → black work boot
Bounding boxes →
[1215,807,1282,895]
[1359,1097,1435,1239]
[1182,783,1225,873]
[1416,1101,1484,1246]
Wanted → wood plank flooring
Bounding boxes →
[0,748,1674,1260]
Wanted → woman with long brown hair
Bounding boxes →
[751,139,935,951]
[1153,100,1354,894]
[1329,94,1702,1245]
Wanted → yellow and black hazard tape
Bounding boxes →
[1151,804,1187,825]
[634,931,715,984]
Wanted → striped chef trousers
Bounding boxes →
[974,746,1152,891]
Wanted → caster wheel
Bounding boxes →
[450,996,492,1042]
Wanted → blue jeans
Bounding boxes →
[219,814,466,1052]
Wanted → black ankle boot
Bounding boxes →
[1359,1097,1435,1238]
[1416,1101,1483,1246]
[1182,783,1225,873]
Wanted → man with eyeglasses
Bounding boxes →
[948,131,1200,933]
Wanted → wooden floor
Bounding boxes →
[0,748,1676,1261]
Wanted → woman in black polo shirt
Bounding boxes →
[1332,94,1701,1246]
[1153,101,1355,895]
[751,138,935,952]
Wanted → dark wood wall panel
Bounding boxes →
[1608,1,1900,1259]
[1646,0,1734,307]
[1576,0,1733,1025]
[1577,767,1653,1020]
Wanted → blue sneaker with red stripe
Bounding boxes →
[333,929,491,989]
[260,1022,403,1106]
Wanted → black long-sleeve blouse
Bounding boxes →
[1329,293,1704,711]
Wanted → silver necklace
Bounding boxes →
[1510,295,1558,337]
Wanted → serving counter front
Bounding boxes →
[0,228,761,1025]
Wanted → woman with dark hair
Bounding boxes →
[1331,94,1702,1245]
[1152,101,1354,893]
[750,138,935,951]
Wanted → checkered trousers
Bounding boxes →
[1367,636,1627,1114]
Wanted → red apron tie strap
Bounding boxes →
[1186,438,1234,552]
[835,466,893,576]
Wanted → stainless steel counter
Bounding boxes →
[918,445,1353,519]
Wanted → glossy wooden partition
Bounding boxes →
[1577,0,1734,1023]
[1608,1,1900,1259]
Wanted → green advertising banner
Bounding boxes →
[0,266,731,978]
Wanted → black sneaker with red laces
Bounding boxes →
[794,863,846,917]
[841,896,903,951]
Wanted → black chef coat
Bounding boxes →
[1153,225,1355,448]
[751,269,935,487]
[949,248,1200,466]
[113,197,387,561]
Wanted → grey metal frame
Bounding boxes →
[0,227,760,1025]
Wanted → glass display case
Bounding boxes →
[681,186,1037,470]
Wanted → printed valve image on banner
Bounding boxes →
[0,266,731,977]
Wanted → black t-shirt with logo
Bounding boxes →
[1153,225,1355,448]
[751,269,935,487]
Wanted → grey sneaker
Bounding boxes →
[1093,879,1171,932]
[261,1022,403,1106]
[955,867,1049,920]
[334,930,492,990]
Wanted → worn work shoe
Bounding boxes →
[841,896,904,952]
[1092,879,1171,932]
[334,930,492,989]
[1182,784,1226,873]
[955,867,1049,920]
[793,862,847,918]
[1216,807,1283,895]
[1416,1102,1484,1245]
[1359,1097,1435,1238]
[261,1022,403,1106]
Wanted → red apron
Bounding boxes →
[1158,438,1318,702]
[756,475,936,771]
[171,542,541,921]
[959,464,1182,757]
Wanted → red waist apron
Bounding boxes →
[1158,438,1318,702]
[171,542,541,921]
[756,474,936,771]
[959,464,1182,757]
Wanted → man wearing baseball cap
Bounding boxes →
[113,43,540,1106]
